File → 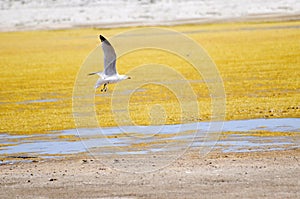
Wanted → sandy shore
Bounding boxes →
[1,149,299,198]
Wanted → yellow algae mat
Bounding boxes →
[0,21,299,134]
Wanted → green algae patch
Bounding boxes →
[0,21,299,135]
[222,131,298,137]
[57,134,81,142]
[0,143,17,149]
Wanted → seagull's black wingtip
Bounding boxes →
[99,35,106,42]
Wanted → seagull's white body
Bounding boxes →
[89,35,130,92]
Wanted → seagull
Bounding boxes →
[89,35,131,92]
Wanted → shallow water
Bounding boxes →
[0,118,299,164]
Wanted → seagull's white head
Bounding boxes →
[119,74,131,80]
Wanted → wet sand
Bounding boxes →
[0,149,299,198]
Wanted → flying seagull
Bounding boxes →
[89,35,131,92]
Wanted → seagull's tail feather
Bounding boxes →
[88,71,103,76]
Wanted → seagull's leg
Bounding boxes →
[101,83,107,92]
[104,82,109,92]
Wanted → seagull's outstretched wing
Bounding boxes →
[99,35,117,76]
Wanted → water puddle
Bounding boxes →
[0,118,299,164]
[16,98,59,104]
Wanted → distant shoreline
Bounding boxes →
[2,0,300,32]
[1,13,299,32]
[77,13,300,29]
